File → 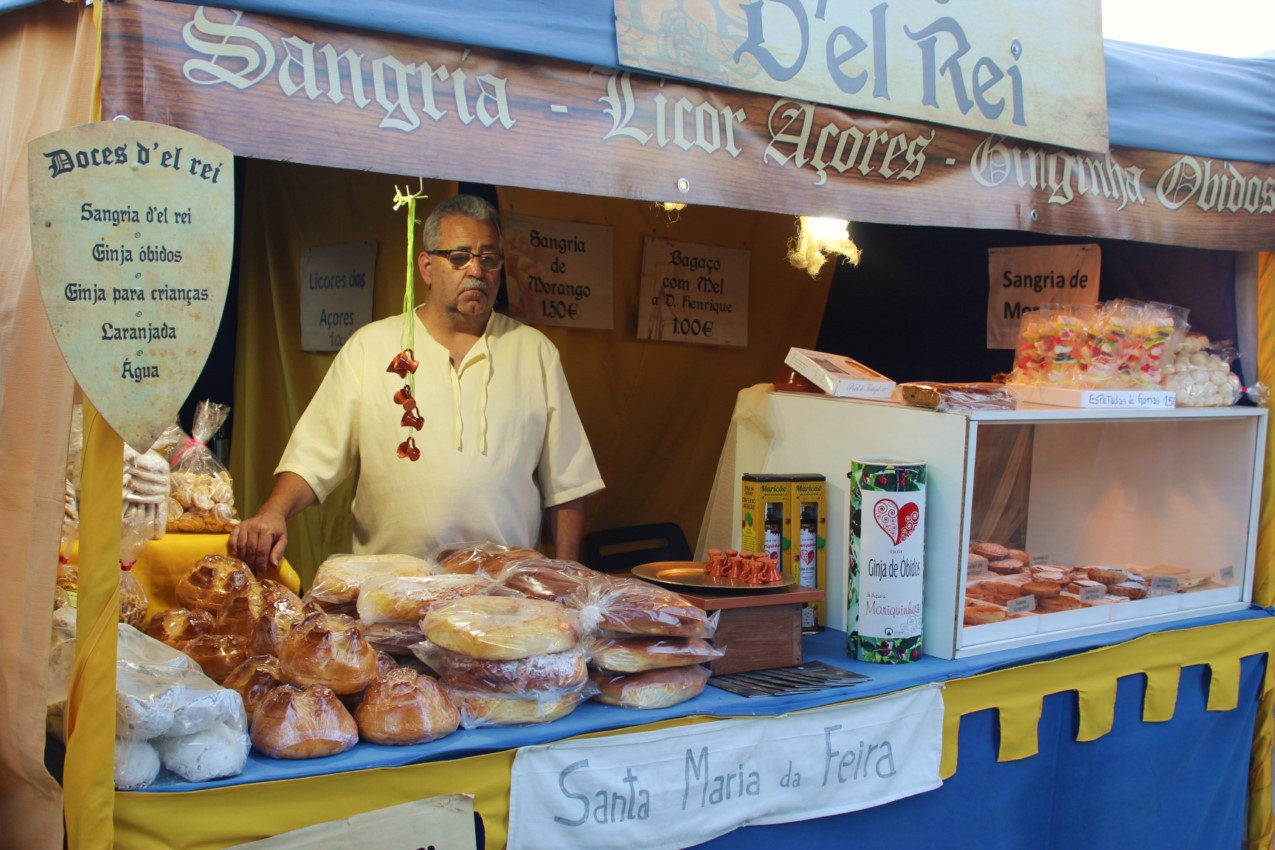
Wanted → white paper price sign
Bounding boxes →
[637,236,748,347]
[28,120,234,451]
[508,684,943,850]
[504,213,614,329]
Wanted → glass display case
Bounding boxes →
[726,392,1266,658]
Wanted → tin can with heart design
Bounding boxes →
[847,458,926,663]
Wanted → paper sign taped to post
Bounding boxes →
[234,794,475,849]
[508,684,943,850]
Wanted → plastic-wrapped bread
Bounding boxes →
[589,664,711,709]
[421,596,580,661]
[443,683,593,728]
[252,587,308,657]
[152,721,250,782]
[583,634,724,673]
[212,582,267,640]
[354,668,460,745]
[355,573,501,625]
[360,621,426,655]
[412,640,587,695]
[223,655,285,721]
[432,542,543,577]
[306,553,443,608]
[493,557,603,603]
[146,608,215,651]
[569,576,715,639]
[115,738,161,790]
[278,611,378,695]
[175,555,256,612]
[250,684,358,759]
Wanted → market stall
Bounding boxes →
[3,1,1274,848]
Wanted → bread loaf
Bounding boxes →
[494,558,601,603]
[355,573,498,624]
[570,577,711,638]
[278,611,378,695]
[354,668,460,745]
[445,686,586,728]
[422,596,579,661]
[414,641,587,694]
[307,553,443,607]
[223,655,285,721]
[250,684,358,759]
[584,635,723,673]
[435,543,543,577]
[182,633,250,684]
[589,665,710,709]
[146,608,215,651]
[175,555,255,612]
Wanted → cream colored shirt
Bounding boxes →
[277,311,604,557]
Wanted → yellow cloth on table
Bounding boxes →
[129,533,300,618]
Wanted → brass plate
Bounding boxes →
[632,561,797,591]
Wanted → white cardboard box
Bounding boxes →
[784,347,895,399]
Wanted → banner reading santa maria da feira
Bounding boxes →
[507,683,943,850]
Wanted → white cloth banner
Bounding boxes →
[508,683,944,850]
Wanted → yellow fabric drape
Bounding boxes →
[0,3,100,847]
[231,164,834,587]
[1255,251,1275,610]
[113,616,1275,849]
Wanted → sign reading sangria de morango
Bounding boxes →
[28,121,233,452]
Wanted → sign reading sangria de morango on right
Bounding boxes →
[27,121,234,452]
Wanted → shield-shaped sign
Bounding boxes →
[28,121,234,452]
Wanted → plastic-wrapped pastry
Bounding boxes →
[146,608,215,651]
[589,664,711,709]
[899,381,1016,411]
[306,553,443,608]
[152,721,250,782]
[569,576,714,639]
[355,573,500,625]
[583,634,724,673]
[354,667,460,745]
[114,738,161,790]
[433,542,544,577]
[412,640,587,695]
[181,633,251,685]
[278,611,378,695]
[175,555,256,612]
[212,582,267,640]
[493,557,602,603]
[422,596,580,661]
[223,655,285,721]
[444,683,592,728]
[250,684,359,759]
[360,621,425,656]
[252,594,308,657]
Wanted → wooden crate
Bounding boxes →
[675,586,825,675]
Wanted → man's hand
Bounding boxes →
[228,472,318,575]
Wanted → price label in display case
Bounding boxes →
[28,120,234,451]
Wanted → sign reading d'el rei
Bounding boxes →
[28,121,233,452]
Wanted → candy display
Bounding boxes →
[1161,334,1244,407]
[1010,300,1188,389]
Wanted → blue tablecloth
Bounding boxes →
[145,606,1272,793]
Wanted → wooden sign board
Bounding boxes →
[299,240,378,352]
[28,120,233,451]
[637,236,750,347]
[504,213,615,330]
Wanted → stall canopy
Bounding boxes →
[154,0,1275,164]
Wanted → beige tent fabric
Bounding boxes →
[230,162,834,586]
[0,3,99,847]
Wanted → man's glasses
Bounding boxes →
[426,249,505,271]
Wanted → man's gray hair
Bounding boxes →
[421,194,501,250]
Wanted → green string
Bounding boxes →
[393,183,428,394]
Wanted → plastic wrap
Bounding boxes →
[588,664,711,709]
[420,596,580,661]
[355,572,503,624]
[898,381,1017,411]
[431,541,545,576]
[181,633,251,684]
[145,608,216,651]
[442,681,595,728]
[251,581,307,656]
[175,554,256,612]
[166,401,240,533]
[278,611,378,695]
[118,509,152,630]
[568,576,717,639]
[249,684,359,759]
[360,621,426,655]
[1162,334,1244,407]
[222,655,285,721]
[212,582,268,639]
[411,639,587,695]
[583,634,724,673]
[152,721,251,782]
[353,667,461,745]
[122,444,171,543]
[493,557,604,603]
[306,552,443,609]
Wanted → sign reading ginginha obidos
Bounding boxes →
[614,0,1109,154]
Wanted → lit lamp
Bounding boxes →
[788,216,861,277]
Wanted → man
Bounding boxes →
[230,194,604,574]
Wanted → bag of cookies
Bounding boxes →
[166,401,239,534]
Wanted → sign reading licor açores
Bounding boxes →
[615,0,1108,153]
[28,121,234,452]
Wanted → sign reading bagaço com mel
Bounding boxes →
[503,214,614,330]
[637,236,749,347]
[299,240,377,352]
[28,121,234,452]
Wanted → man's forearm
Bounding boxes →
[546,497,585,562]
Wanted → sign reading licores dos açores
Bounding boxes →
[28,121,234,452]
